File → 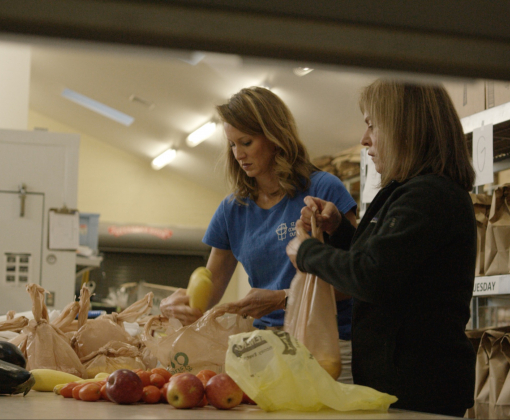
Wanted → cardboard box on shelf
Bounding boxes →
[444,80,486,119]
[486,80,510,108]
[137,281,178,315]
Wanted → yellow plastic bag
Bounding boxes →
[226,330,397,412]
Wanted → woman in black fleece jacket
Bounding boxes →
[287,80,477,417]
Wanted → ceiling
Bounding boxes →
[24,39,446,195]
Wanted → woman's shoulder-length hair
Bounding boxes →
[359,80,475,191]
[216,87,317,203]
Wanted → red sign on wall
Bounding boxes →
[107,225,173,239]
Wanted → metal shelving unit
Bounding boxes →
[76,254,103,282]
[463,103,510,329]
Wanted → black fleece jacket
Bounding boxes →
[297,174,476,414]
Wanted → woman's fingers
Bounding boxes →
[159,288,202,326]
[295,219,310,238]
[303,196,324,212]
[300,197,342,235]
[301,196,332,230]
[220,289,285,319]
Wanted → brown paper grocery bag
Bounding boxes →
[495,335,510,419]
[474,330,495,419]
[23,284,87,378]
[470,193,492,276]
[474,327,510,419]
[465,329,484,419]
[485,184,510,276]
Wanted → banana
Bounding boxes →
[30,369,82,392]
[186,267,213,313]
[94,372,110,379]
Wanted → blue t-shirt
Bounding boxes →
[203,171,357,339]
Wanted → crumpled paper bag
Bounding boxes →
[485,184,510,276]
[80,340,146,378]
[72,288,152,359]
[23,284,87,378]
[471,192,493,276]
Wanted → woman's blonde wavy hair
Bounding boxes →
[216,87,317,203]
[359,79,475,191]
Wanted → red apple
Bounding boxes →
[169,372,185,382]
[166,373,204,409]
[205,373,243,410]
[106,369,144,404]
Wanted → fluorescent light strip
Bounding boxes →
[151,148,177,170]
[61,88,135,126]
[186,121,217,147]
[293,67,314,77]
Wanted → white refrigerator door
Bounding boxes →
[0,129,79,313]
[0,191,44,313]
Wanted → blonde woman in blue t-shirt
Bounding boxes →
[160,87,357,382]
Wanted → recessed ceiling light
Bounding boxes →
[61,88,134,126]
[151,148,177,170]
[293,67,314,77]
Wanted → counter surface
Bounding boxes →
[2,391,462,419]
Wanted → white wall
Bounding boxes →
[0,42,30,130]
[236,264,251,300]
[28,110,240,304]
[28,110,223,228]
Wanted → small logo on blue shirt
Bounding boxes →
[276,223,288,240]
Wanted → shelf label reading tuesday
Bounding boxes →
[473,277,499,296]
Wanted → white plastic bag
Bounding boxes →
[142,307,254,374]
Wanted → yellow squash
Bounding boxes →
[186,267,213,313]
[30,369,82,392]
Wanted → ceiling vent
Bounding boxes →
[129,95,155,110]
